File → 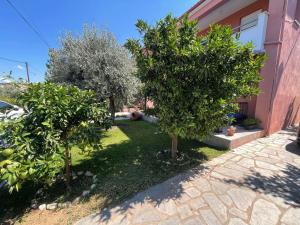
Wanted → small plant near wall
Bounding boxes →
[242,118,261,130]
[226,126,236,136]
[0,82,111,192]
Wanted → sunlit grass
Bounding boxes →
[1,120,227,224]
[70,120,227,205]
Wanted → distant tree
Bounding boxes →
[125,14,266,159]
[0,82,111,191]
[0,74,27,104]
[46,25,141,120]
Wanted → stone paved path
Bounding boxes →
[76,129,300,225]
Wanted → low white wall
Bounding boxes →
[115,112,158,123]
[140,112,158,123]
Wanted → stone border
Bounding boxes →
[36,171,98,211]
[36,113,158,212]
[140,112,158,123]
[115,111,158,123]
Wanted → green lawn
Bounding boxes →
[0,96,17,105]
[1,120,227,224]
[71,120,226,203]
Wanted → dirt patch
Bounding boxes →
[14,195,105,225]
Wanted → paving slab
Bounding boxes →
[249,199,281,225]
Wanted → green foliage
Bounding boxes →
[144,107,157,116]
[242,117,261,126]
[46,25,141,116]
[1,120,226,223]
[125,14,266,141]
[0,82,111,192]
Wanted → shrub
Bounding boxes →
[46,25,141,120]
[125,14,266,159]
[0,82,111,192]
[144,108,157,117]
[242,118,261,127]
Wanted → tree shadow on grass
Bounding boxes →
[1,120,226,224]
[0,182,39,224]
[0,166,96,224]
[73,120,225,224]
[0,135,110,224]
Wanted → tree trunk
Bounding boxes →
[144,94,147,111]
[65,143,71,190]
[171,135,178,160]
[109,96,115,122]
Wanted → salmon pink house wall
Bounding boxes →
[260,0,300,134]
[185,0,300,135]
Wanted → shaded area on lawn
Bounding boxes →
[1,120,226,224]
[72,120,225,205]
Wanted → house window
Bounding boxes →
[240,10,262,31]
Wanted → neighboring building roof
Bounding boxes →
[184,0,227,21]
[184,0,262,32]
[185,0,208,15]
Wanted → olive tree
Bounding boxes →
[46,25,141,120]
[125,14,266,159]
[0,82,111,191]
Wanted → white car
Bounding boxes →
[0,101,24,120]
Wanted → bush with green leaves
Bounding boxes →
[242,118,261,127]
[125,14,266,159]
[0,82,111,192]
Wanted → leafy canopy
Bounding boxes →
[125,14,266,140]
[46,25,141,109]
[0,82,111,192]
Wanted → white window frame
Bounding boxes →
[240,10,262,31]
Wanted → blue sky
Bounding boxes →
[0,0,198,82]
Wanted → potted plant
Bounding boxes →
[131,111,142,120]
[227,126,236,136]
[242,118,261,130]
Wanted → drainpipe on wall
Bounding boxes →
[265,0,288,136]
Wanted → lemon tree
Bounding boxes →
[126,14,266,159]
[0,82,111,192]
